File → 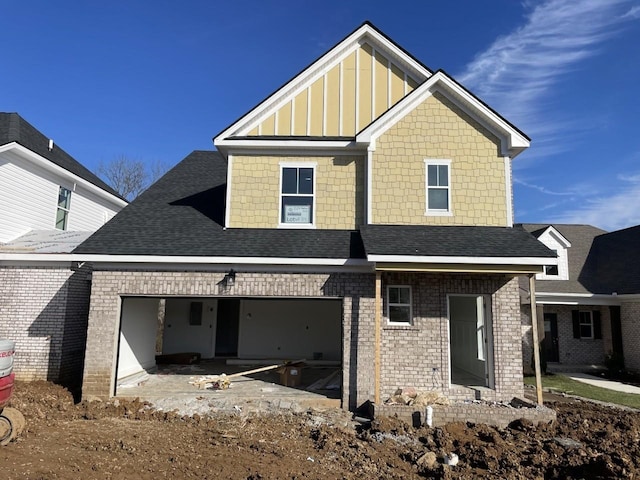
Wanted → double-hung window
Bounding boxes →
[386,285,412,324]
[56,186,71,230]
[280,165,315,226]
[572,310,602,340]
[425,159,451,215]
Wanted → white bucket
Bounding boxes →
[0,339,15,378]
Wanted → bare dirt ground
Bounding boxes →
[2,381,640,479]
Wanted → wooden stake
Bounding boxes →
[529,274,544,405]
[374,271,382,405]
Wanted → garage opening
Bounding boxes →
[115,296,343,405]
[448,295,494,388]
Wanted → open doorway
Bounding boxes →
[448,295,493,388]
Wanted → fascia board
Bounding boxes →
[367,254,554,266]
[214,24,432,144]
[535,292,620,306]
[356,71,530,156]
[0,143,127,208]
[543,226,572,248]
[216,139,361,150]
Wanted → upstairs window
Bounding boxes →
[56,186,71,230]
[544,250,559,276]
[386,285,412,324]
[425,159,451,215]
[280,165,315,226]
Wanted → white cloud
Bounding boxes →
[513,177,576,196]
[458,0,638,140]
[550,173,640,230]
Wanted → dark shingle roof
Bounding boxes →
[519,223,608,294]
[360,224,555,259]
[0,113,123,200]
[587,225,640,295]
[74,150,364,259]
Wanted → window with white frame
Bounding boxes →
[56,186,71,230]
[579,311,593,339]
[280,166,314,226]
[425,159,451,214]
[386,285,412,324]
[544,250,559,276]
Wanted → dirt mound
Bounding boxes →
[3,381,640,479]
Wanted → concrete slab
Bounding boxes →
[566,372,640,395]
[116,360,341,416]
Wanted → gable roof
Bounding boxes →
[74,150,365,260]
[520,223,608,294]
[0,112,124,200]
[214,23,529,158]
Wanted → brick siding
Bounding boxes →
[83,269,526,409]
[0,265,91,390]
[621,301,640,371]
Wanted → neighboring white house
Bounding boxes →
[0,113,127,392]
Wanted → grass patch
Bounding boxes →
[525,374,640,409]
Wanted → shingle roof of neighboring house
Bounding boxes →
[520,223,608,294]
[0,112,123,200]
[588,225,640,295]
[360,224,555,259]
[74,150,365,259]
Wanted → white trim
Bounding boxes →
[356,71,530,158]
[290,97,295,134]
[504,156,513,227]
[274,109,279,135]
[225,147,365,157]
[278,162,317,228]
[224,154,233,228]
[424,159,452,216]
[386,284,412,325]
[214,23,431,144]
[538,226,572,248]
[535,292,620,306]
[368,254,556,265]
[0,143,127,208]
[403,72,408,96]
[216,139,358,150]
[366,145,374,223]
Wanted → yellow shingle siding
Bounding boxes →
[372,92,507,226]
[229,155,365,229]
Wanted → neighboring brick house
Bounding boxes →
[520,224,640,373]
[74,22,554,409]
[0,113,126,389]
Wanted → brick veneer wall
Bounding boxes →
[621,301,640,371]
[379,273,524,403]
[83,270,525,408]
[545,305,609,365]
[82,270,376,410]
[0,265,91,389]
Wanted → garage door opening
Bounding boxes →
[115,296,343,405]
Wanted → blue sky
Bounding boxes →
[2,1,639,230]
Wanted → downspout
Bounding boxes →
[374,270,382,404]
[529,274,543,405]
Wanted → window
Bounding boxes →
[544,250,559,276]
[425,159,451,214]
[386,285,412,324]
[280,166,314,226]
[572,310,602,340]
[56,186,71,230]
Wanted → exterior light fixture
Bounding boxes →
[226,269,236,287]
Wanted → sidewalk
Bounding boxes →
[566,372,640,395]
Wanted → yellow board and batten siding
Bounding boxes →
[372,92,508,226]
[229,155,365,229]
[245,43,416,138]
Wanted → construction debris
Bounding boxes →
[385,388,449,406]
[190,360,306,390]
[306,369,341,391]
